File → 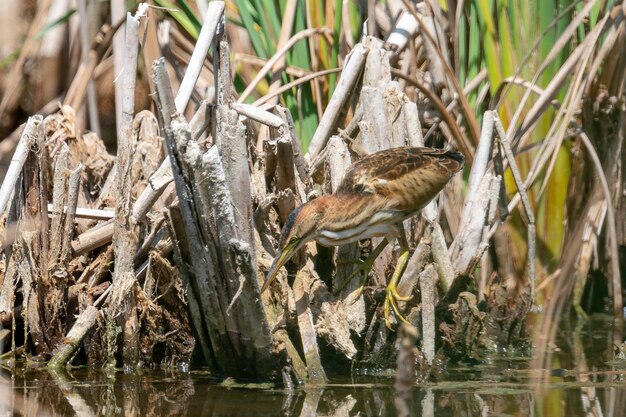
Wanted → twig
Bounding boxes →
[238,28,332,103]
[231,103,284,128]
[60,165,83,264]
[306,43,369,159]
[175,1,224,113]
[493,113,536,307]
[252,67,343,107]
[48,205,114,220]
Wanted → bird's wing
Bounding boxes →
[337,148,455,194]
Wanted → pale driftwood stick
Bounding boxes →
[60,165,83,265]
[493,114,537,307]
[420,193,455,291]
[404,101,423,146]
[0,116,43,218]
[232,103,283,128]
[111,9,224,225]
[48,205,114,221]
[48,306,98,369]
[89,10,220,223]
[71,219,115,256]
[130,155,173,224]
[467,111,494,201]
[175,1,224,113]
[419,264,436,365]
[306,43,369,160]
[453,172,495,275]
[110,4,144,293]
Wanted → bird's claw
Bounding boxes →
[384,284,412,329]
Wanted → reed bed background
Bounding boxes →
[0,0,623,396]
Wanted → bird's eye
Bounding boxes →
[290,236,298,244]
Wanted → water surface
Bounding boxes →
[2,315,625,416]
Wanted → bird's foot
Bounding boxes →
[384,283,412,329]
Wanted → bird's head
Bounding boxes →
[261,198,326,293]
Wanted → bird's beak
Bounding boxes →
[261,240,298,293]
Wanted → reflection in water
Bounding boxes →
[1,369,624,417]
[0,316,625,416]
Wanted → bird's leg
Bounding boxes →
[335,238,389,296]
[384,225,412,328]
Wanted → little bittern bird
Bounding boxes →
[262,147,464,327]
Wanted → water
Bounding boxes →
[2,315,625,416]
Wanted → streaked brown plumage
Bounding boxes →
[262,147,464,327]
